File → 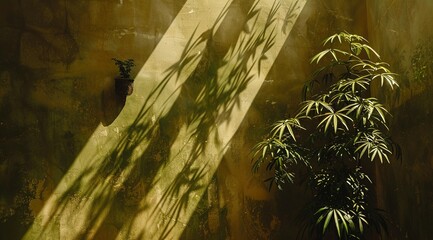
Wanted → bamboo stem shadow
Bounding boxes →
[28,3,229,239]
[126,1,283,239]
[26,0,286,239]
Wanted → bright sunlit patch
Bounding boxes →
[116,0,307,239]
[23,0,306,239]
[24,1,232,239]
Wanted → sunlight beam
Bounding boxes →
[117,0,307,239]
[24,1,233,239]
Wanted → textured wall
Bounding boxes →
[1,0,431,239]
[367,1,433,239]
[217,0,368,239]
[0,0,187,238]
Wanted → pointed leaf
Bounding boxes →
[334,210,341,238]
[323,210,333,234]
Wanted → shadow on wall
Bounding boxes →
[125,2,283,239]
[23,0,286,239]
[24,21,213,239]
[0,0,188,239]
[212,0,370,238]
[100,77,130,127]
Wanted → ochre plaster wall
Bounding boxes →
[1,0,432,239]
[0,0,187,238]
[216,0,368,239]
[367,0,433,239]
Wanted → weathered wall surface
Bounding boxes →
[217,0,368,239]
[367,1,433,239]
[0,0,187,238]
[0,0,431,239]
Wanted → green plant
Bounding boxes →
[112,58,135,79]
[253,32,401,239]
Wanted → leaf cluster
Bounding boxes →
[112,58,136,79]
[252,32,401,239]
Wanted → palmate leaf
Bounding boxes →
[252,135,309,179]
[323,33,344,45]
[329,91,357,104]
[355,130,392,163]
[362,98,390,123]
[368,102,388,123]
[361,44,380,59]
[264,146,309,190]
[333,48,351,57]
[340,76,371,93]
[376,64,392,73]
[271,118,305,141]
[268,168,297,190]
[368,115,390,130]
[252,138,274,172]
[317,108,353,133]
[347,33,368,43]
[350,42,363,56]
[324,210,333,234]
[252,138,288,172]
[311,49,335,64]
[311,48,352,64]
[351,62,376,74]
[322,32,368,46]
[336,77,371,93]
[350,42,381,59]
[358,213,368,233]
[343,98,389,127]
[372,72,399,89]
[315,207,353,238]
[335,210,346,237]
[351,60,390,74]
[297,100,333,117]
[272,139,303,163]
[341,101,362,118]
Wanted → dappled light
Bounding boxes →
[3,0,433,239]
[22,0,306,239]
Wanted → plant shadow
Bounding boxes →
[24,0,285,239]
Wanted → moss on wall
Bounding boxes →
[1,0,432,239]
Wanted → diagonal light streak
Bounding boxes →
[24,1,233,239]
[116,0,307,239]
[24,0,307,239]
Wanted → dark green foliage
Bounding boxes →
[253,32,401,239]
[112,58,135,79]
